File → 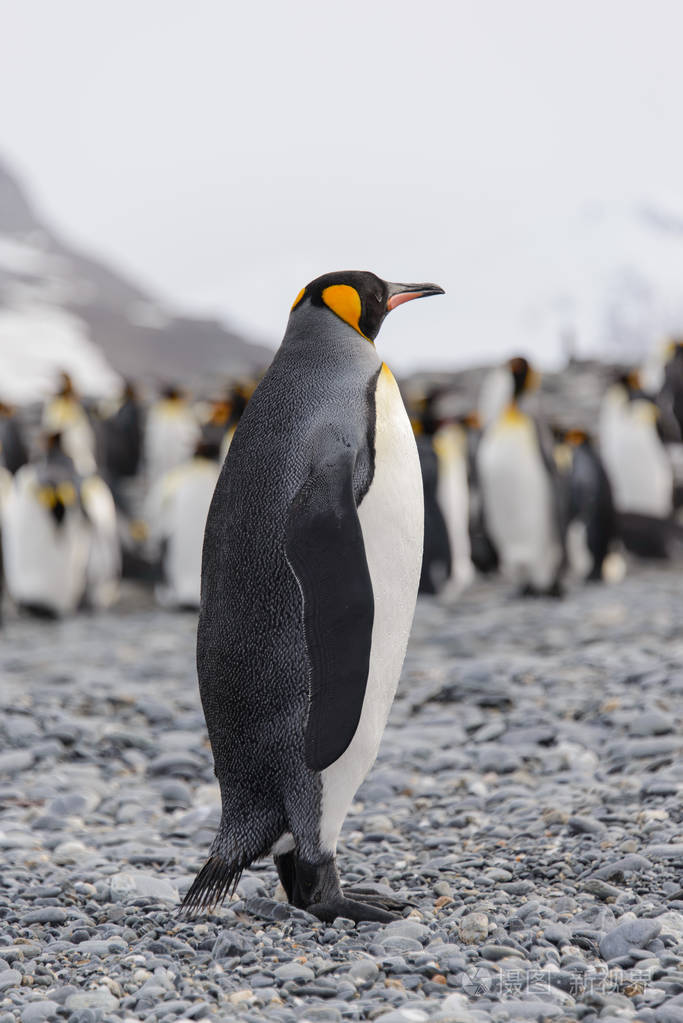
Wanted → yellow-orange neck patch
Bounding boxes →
[291,287,306,311]
[321,284,370,341]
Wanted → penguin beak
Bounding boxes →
[386,282,445,312]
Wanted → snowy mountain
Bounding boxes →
[0,160,273,403]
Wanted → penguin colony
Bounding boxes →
[1,277,682,920]
[2,321,681,622]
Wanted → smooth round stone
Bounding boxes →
[23,908,67,925]
[543,923,571,947]
[347,959,379,984]
[378,936,424,954]
[21,1002,60,1023]
[53,841,91,865]
[274,963,315,983]
[65,990,120,1012]
[295,1008,342,1022]
[371,1010,429,1023]
[459,913,489,944]
[489,1000,565,1019]
[628,710,673,736]
[600,918,662,960]
[109,871,178,904]
[380,921,430,943]
[0,969,21,992]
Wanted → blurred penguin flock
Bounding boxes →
[0,160,682,618]
[0,339,681,622]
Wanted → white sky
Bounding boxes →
[1,0,683,372]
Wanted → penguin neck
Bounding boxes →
[502,400,527,426]
[280,305,381,374]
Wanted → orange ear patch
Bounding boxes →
[291,287,306,311]
[321,284,369,340]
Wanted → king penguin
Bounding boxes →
[181,270,443,922]
[477,357,565,596]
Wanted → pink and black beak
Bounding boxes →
[386,281,445,311]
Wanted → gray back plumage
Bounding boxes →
[197,304,381,861]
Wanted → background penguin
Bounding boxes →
[42,372,97,475]
[414,423,451,595]
[599,372,675,558]
[2,434,90,617]
[558,428,619,582]
[181,270,443,923]
[101,381,143,499]
[661,341,683,440]
[146,438,221,609]
[433,419,475,595]
[145,385,200,483]
[0,464,12,623]
[459,412,499,575]
[81,473,121,609]
[0,401,28,475]
[477,357,565,596]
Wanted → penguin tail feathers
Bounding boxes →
[178,854,243,918]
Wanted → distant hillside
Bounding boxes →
[0,159,273,402]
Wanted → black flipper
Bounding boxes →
[285,441,374,772]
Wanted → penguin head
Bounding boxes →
[508,356,539,398]
[290,271,444,342]
[57,371,75,398]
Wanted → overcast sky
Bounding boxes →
[2,0,683,372]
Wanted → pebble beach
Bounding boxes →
[1,566,682,1023]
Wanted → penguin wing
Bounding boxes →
[285,441,374,773]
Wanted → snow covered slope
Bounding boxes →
[0,160,273,403]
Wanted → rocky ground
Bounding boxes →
[0,565,682,1023]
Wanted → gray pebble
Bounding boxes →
[600,917,662,960]
[21,1002,61,1023]
[0,968,21,992]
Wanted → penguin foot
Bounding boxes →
[308,897,397,924]
[342,885,412,913]
[284,855,398,924]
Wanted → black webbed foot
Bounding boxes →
[308,896,397,923]
[280,854,400,923]
[342,885,412,913]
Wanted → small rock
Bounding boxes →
[600,917,662,960]
[53,840,91,865]
[568,815,606,835]
[109,870,179,903]
[647,844,683,863]
[348,958,379,984]
[21,1002,60,1023]
[0,968,21,992]
[459,912,489,944]
[65,989,120,1011]
[23,907,67,924]
[274,962,314,983]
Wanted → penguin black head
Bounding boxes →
[290,271,444,342]
[508,356,538,398]
[57,371,75,398]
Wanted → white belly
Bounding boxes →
[478,412,561,589]
[2,469,89,615]
[319,364,423,852]
[149,461,220,607]
[603,403,673,517]
[435,425,474,592]
[167,466,219,606]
